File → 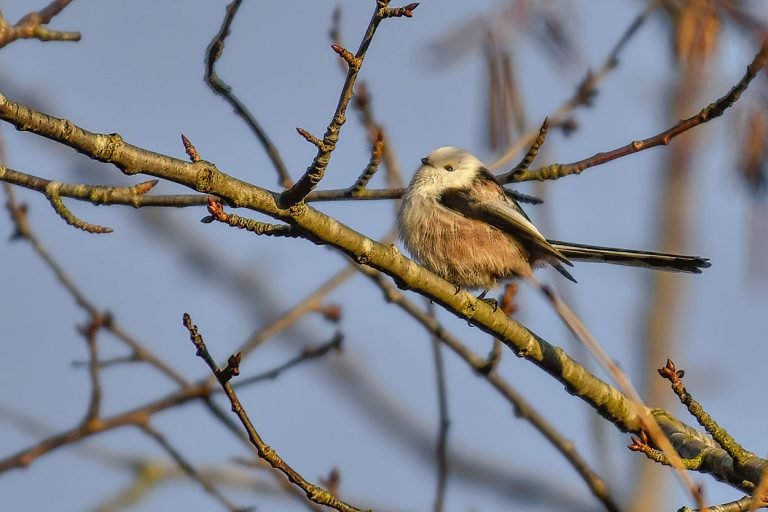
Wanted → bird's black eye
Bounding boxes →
[443,164,454,172]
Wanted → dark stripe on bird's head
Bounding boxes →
[473,166,500,185]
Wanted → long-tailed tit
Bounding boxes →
[398,146,710,290]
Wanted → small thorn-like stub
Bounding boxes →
[296,127,325,149]
[348,129,384,194]
[576,70,598,106]
[627,430,650,451]
[330,43,360,69]
[540,283,556,301]
[200,215,215,224]
[219,352,242,382]
[183,312,207,356]
[478,340,503,375]
[509,117,550,180]
[6,201,29,240]
[380,3,419,18]
[320,468,341,495]
[319,304,342,323]
[206,198,226,221]
[133,180,159,195]
[181,134,200,162]
[658,358,683,383]
[560,118,578,136]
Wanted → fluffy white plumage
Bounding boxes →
[398,146,710,290]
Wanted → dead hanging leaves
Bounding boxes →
[668,0,721,65]
[738,93,768,195]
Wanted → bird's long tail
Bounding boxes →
[547,240,711,274]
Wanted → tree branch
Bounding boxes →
[503,40,768,183]
[279,1,418,207]
[0,0,80,49]
[0,89,765,492]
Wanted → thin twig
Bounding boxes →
[0,333,342,474]
[362,267,620,512]
[3,183,188,386]
[78,312,108,425]
[1,88,763,492]
[347,130,384,194]
[140,422,246,512]
[506,40,768,182]
[203,198,299,237]
[205,0,293,189]
[491,1,659,170]
[352,82,404,190]
[235,333,343,388]
[279,1,418,207]
[182,313,370,512]
[426,301,450,512]
[0,0,80,49]
[535,279,705,510]
[45,181,113,233]
[681,495,762,512]
[658,360,753,474]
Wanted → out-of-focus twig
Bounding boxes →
[426,301,450,512]
[140,422,245,512]
[491,0,660,170]
[3,182,189,387]
[359,266,621,512]
[205,0,293,189]
[535,280,705,510]
[0,0,80,49]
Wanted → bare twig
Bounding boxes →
[0,329,342,475]
[279,1,418,207]
[658,360,752,472]
[535,280,705,510]
[77,312,109,425]
[234,332,343,388]
[367,268,620,512]
[506,41,768,182]
[0,0,80,49]
[140,422,246,512]
[205,0,293,189]
[181,134,201,163]
[0,89,762,493]
[680,495,762,512]
[352,82,404,189]
[45,181,114,233]
[347,130,384,194]
[426,301,450,512]
[182,313,369,512]
[203,198,299,237]
[0,383,209,473]
[3,185,188,386]
[491,0,660,170]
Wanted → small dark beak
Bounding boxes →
[420,157,430,166]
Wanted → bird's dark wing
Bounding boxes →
[440,170,571,266]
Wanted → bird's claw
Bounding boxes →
[476,290,498,311]
[481,297,498,311]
